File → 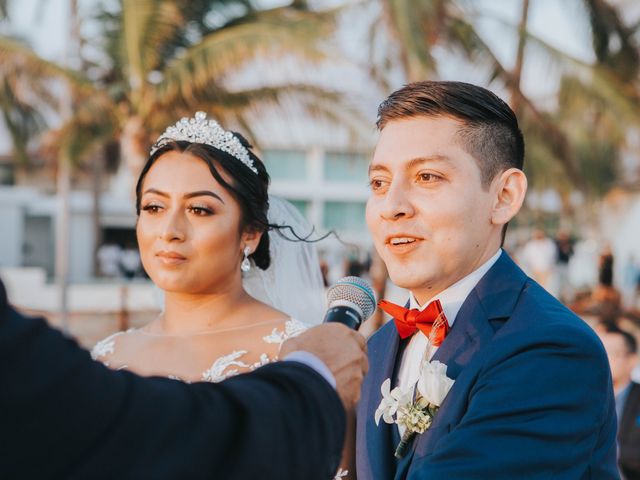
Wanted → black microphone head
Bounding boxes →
[326,276,376,321]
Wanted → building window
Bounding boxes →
[323,201,367,232]
[262,150,307,180]
[0,164,15,185]
[324,152,369,183]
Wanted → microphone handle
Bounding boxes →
[323,305,362,330]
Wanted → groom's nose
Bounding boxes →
[380,179,415,221]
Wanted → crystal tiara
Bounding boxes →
[150,111,258,174]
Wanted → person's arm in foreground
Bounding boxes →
[0,294,366,480]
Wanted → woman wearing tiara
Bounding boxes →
[92,113,352,478]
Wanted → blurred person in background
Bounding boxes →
[520,228,558,296]
[119,242,142,280]
[97,243,122,278]
[555,229,575,303]
[593,246,622,320]
[598,323,640,480]
[623,255,640,310]
[520,228,558,294]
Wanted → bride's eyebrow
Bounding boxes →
[142,188,225,205]
[183,190,225,204]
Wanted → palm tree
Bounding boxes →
[1,0,351,174]
[370,0,640,196]
[70,0,346,185]
[0,0,352,258]
[362,0,640,330]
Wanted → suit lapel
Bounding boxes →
[359,322,401,479]
[407,252,527,462]
[393,288,495,477]
[430,288,494,377]
[433,252,527,370]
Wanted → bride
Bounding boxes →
[93,111,325,379]
[92,112,351,478]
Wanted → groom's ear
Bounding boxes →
[490,168,527,226]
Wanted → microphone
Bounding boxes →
[324,276,377,330]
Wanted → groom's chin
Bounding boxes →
[386,269,427,291]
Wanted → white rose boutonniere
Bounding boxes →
[417,360,455,407]
[375,360,454,458]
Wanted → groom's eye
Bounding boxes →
[369,179,387,191]
[417,172,441,183]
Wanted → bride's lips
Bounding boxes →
[385,234,423,254]
[156,251,188,265]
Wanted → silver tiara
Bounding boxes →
[150,111,258,174]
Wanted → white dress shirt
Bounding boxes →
[395,249,502,393]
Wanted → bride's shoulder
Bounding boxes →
[90,328,138,365]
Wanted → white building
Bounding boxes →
[0,147,374,283]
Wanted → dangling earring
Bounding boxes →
[241,246,251,273]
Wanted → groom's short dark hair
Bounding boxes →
[377,81,525,188]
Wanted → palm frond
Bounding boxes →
[0,36,93,91]
[44,92,119,167]
[0,35,97,164]
[150,13,333,117]
[583,0,640,81]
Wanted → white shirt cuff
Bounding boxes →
[283,351,336,389]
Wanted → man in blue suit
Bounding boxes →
[357,81,618,479]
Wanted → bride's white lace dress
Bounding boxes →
[91,318,306,383]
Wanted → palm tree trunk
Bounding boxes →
[55,0,80,331]
[511,0,530,114]
[114,116,148,197]
[55,155,71,332]
[92,148,104,276]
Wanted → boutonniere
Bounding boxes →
[375,360,454,458]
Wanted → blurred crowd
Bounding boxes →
[97,244,142,280]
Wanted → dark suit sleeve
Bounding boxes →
[0,306,345,480]
[408,323,619,480]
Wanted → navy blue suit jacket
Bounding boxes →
[357,252,619,479]
[0,279,345,479]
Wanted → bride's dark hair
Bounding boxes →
[135,135,273,270]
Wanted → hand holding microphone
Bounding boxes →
[281,277,376,410]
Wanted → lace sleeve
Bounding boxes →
[90,330,132,366]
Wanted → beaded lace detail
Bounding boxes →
[91,319,306,382]
[90,329,135,367]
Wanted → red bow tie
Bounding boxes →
[378,299,449,345]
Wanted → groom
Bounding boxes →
[356,81,618,479]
